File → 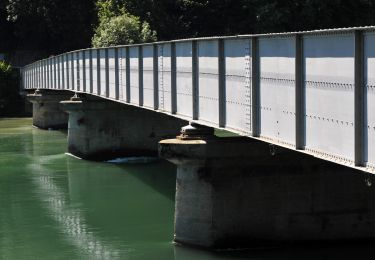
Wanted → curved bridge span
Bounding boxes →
[21,26,375,173]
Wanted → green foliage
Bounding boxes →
[0,61,12,74]
[92,0,156,47]
[2,0,375,58]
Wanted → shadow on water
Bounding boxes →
[113,159,177,201]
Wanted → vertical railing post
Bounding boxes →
[251,37,260,137]
[218,39,226,127]
[139,46,144,106]
[105,48,109,97]
[126,47,130,103]
[355,30,366,166]
[192,40,199,120]
[153,44,159,110]
[295,34,305,149]
[115,47,120,99]
[82,50,86,92]
[171,42,177,114]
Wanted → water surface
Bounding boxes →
[0,118,373,259]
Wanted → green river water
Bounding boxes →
[0,118,373,260]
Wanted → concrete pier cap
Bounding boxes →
[60,94,187,161]
[159,122,375,250]
[27,89,71,129]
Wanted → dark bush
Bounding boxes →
[0,61,25,116]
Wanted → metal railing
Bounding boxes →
[21,26,375,173]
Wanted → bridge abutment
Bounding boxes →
[27,90,70,129]
[159,123,375,249]
[60,95,187,160]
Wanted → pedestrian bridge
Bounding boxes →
[21,26,375,173]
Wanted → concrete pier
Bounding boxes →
[159,123,375,249]
[27,90,71,129]
[60,95,187,160]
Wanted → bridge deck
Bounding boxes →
[21,26,375,173]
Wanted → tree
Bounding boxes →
[92,0,156,47]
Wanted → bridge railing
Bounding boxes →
[21,26,375,172]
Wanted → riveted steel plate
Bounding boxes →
[108,48,116,99]
[304,33,355,161]
[224,38,252,133]
[158,43,172,112]
[118,47,127,101]
[198,40,219,125]
[259,36,296,145]
[176,41,193,117]
[129,46,139,105]
[143,45,154,108]
[99,49,106,96]
[365,32,375,167]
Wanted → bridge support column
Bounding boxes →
[26,90,71,130]
[159,123,375,249]
[60,95,187,160]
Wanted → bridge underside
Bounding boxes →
[25,89,375,249]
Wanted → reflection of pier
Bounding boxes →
[28,162,122,259]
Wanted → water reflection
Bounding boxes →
[28,162,121,259]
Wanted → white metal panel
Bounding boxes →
[365,32,375,167]
[304,33,355,160]
[108,48,116,99]
[198,40,219,125]
[78,52,84,92]
[63,54,69,90]
[42,61,45,88]
[70,53,75,90]
[99,49,106,96]
[85,50,91,93]
[224,38,252,133]
[25,67,28,89]
[30,65,33,89]
[47,58,53,89]
[57,56,62,89]
[259,36,296,145]
[129,46,139,105]
[92,50,99,95]
[158,43,172,112]
[46,59,50,89]
[45,60,48,89]
[54,57,58,89]
[46,60,50,89]
[143,45,154,108]
[118,47,126,101]
[52,58,55,89]
[35,64,39,88]
[176,42,193,117]
[73,53,80,91]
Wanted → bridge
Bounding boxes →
[21,26,375,249]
